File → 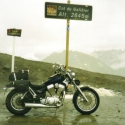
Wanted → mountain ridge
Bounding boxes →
[42,50,120,76]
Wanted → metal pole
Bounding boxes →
[11,36,15,72]
[65,0,70,70]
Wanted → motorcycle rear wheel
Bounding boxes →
[6,89,32,115]
[73,87,100,115]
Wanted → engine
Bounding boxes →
[40,83,65,106]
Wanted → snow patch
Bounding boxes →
[94,87,119,96]
[65,87,121,99]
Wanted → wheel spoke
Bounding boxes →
[11,93,24,111]
[77,90,97,111]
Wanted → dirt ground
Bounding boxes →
[0,86,125,125]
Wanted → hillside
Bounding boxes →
[0,53,55,83]
[42,50,119,76]
[0,53,125,93]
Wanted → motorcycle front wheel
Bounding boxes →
[6,89,32,115]
[73,87,100,115]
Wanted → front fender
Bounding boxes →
[74,86,90,94]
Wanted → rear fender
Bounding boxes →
[6,82,15,88]
[4,80,30,92]
[3,83,15,94]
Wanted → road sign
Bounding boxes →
[7,29,22,37]
[45,2,92,21]
[7,28,22,72]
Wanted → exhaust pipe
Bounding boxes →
[25,103,60,108]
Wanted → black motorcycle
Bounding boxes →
[4,64,100,115]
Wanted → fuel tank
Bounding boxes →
[45,74,64,86]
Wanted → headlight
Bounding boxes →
[71,72,75,77]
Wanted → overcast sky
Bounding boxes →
[0,0,125,60]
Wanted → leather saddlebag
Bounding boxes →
[9,69,29,81]
[14,80,30,91]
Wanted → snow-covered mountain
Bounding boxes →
[91,50,125,76]
[91,50,125,69]
[42,50,120,76]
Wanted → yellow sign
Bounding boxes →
[47,5,57,16]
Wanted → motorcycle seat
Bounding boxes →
[29,82,46,90]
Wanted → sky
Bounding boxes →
[0,0,125,60]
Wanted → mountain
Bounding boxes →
[91,50,125,76]
[42,50,119,76]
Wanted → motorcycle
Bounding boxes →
[3,64,100,115]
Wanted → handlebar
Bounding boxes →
[53,63,75,81]
[53,63,72,75]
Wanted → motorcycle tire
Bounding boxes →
[73,87,100,115]
[6,89,32,115]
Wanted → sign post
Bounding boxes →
[45,2,92,70]
[11,36,15,72]
[7,28,22,72]
[65,0,70,70]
